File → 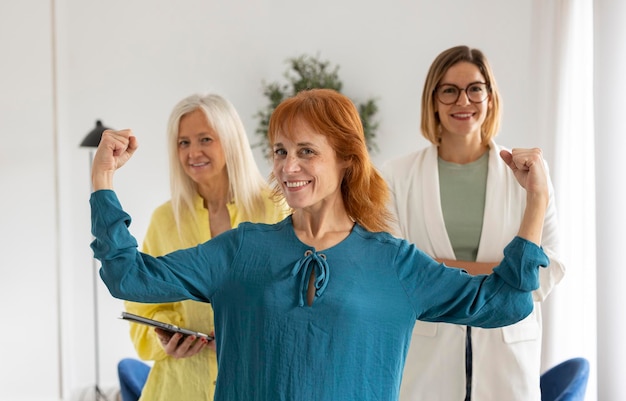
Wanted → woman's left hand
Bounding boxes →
[499,148,549,200]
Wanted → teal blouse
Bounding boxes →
[91,190,548,401]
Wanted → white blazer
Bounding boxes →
[382,142,565,401]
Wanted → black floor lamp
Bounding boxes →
[80,120,112,401]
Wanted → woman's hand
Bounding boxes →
[499,148,549,200]
[500,148,549,244]
[91,129,138,191]
[155,328,215,359]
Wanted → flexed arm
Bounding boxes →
[499,148,549,246]
[91,129,138,191]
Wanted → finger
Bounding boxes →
[100,129,130,146]
[510,148,543,170]
[127,134,139,154]
[171,335,201,358]
[108,131,132,155]
[207,336,216,352]
[98,129,131,150]
[187,337,208,355]
[103,128,132,140]
[155,327,173,343]
[162,332,184,353]
[499,149,513,165]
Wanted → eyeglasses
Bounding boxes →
[434,82,490,105]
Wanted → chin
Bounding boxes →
[283,197,312,211]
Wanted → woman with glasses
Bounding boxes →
[383,46,565,401]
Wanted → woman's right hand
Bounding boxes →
[155,328,213,359]
[91,129,138,190]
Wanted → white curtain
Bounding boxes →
[531,0,597,400]
[593,0,626,400]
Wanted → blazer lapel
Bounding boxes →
[421,146,456,259]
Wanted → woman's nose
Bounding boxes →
[188,142,202,157]
[283,155,301,172]
[455,89,471,105]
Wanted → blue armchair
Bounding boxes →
[118,358,151,401]
[540,357,590,401]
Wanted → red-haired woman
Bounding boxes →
[90,88,550,401]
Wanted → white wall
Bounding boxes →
[0,1,62,400]
[1,0,581,400]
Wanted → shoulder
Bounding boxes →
[488,141,516,175]
[352,225,407,249]
[144,200,178,230]
[237,215,291,233]
[380,147,437,194]
[489,140,508,153]
[382,148,427,170]
[216,217,291,252]
[150,199,175,218]
[380,146,436,181]
[350,225,432,269]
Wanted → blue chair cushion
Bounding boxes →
[118,358,151,401]
[540,357,590,401]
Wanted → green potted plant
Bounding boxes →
[254,54,379,158]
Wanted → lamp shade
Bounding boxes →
[80,120,112,148]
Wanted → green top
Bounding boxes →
[438,152,488,261]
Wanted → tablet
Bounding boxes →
[119,311,214,341]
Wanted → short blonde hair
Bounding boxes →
[421,46,502,145]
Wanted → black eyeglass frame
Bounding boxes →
[434,82,491,105]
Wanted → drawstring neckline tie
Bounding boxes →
[290,250,330,307]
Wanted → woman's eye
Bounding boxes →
[300,148,314,156]
[201,137,213,143]
[178,140,189,147]
[274,148,286,156]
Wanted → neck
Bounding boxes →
[197,176,230,212]
[291,202,354,250]
[438,137,488,164]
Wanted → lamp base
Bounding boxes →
[72,385,119,401]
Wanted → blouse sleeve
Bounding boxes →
[397,236,549,328]
[123,204,187,362]
[90,190,235,303]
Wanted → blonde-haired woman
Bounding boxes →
[125,93,289,401]
[383,46,565,401]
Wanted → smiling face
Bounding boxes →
[272,119,348,213]
[177,108,227,186]
[436,61,492,144]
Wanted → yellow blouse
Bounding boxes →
[125,192,289,401]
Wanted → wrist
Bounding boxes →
[526,192,549,209]
[92,171,115,191]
